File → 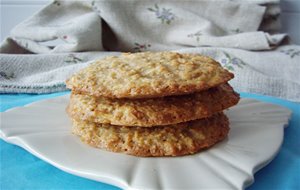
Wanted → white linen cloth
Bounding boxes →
[1,0,300,102]
[1,0,286,53]
[232,0,282,33]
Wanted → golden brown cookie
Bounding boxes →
[67,83,239,127]
[66,52,234,99]
[71,112,229,157]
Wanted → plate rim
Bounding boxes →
[0,94,292,190]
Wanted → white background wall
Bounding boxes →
[1,0,299,44]
[280,0,300,44]
[1,0,51,42]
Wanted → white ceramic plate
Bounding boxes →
[0,95,291,190]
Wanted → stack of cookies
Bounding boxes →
[66,52,239,157]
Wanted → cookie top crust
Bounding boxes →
[71,112,229,157]
[67,83,239,127]
[66,52,234,98]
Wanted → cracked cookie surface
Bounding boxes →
[71,112,229,157]
[66,52,234,98]
[67,83,239,127]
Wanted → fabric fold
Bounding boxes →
[1,0,299,102]
[0,0,285,53]
[5,1,103,53]
[1,46,300,102]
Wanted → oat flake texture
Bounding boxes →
[67,83,239,127]
[66,52,234,99]
[71,113,230,157]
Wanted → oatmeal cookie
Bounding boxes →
[66,52,234,98]
[67,83,239,127]
[71,112,229,157]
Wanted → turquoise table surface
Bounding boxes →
[1,92,299,190]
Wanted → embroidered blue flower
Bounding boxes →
[187,31,202,43]
[220,52,246,71]
[133,43,151,52]
[221,59,227,64]
[148,4,175,24]
[64,54,84,63]
[231,58,239,65]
